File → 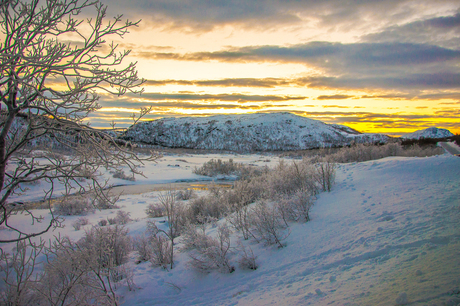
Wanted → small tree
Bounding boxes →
[147,190,183,269]
[314,157,337,192]
[0,0,154,243]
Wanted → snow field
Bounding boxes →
[120,154,460,305]
[2,153,460,305]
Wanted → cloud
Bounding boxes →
[317,95,354,100]
[363,12,460,49]
[144,78,291,88]
[136,42,460,92]
[105,0,458,33]
[145,42,460,71]
[129,92,307,102]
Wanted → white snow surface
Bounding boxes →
[121,113,389,151]
[2,153,460,305]
[401,127,454,140]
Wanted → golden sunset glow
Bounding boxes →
[79,0,460,136]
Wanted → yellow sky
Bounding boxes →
[85,1,460,136]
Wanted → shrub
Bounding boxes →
[330,142,443,163]
[0,241,43,305]
[187,223,235,273]
[145,203,166,218]
[53,196,94,216]
[187,195,228,223]
[314,157,337,192]
[80,225,131,267]
[142,190,186,269]
[110,169,135,181]
[95,195,120,210]
[276,189,314,223]
[146,234,173,269]
[176,189,194,200]
[133,225,174,269]
[249,201,290,248]
[193,158,242,177]
[37,236,120,305]
[237,242,258,270]
[227,200,252,240]
[98,219,108,227]
[107,210,131,225]
[72,217,89,231]
[133,233,151,263]
[115,210,131,225]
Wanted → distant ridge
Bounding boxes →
[401,127,453,140]
[121,112,389,151]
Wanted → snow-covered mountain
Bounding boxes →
[401,127,454,140]
[121,112,389,151]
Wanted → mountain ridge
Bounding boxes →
[121,112,389,151]
[401,127,454,140]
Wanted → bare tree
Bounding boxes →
[0,240,44,305]
[0,0,154,242]
[314,157,337,192]
[147,189,184,269]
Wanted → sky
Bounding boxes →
[85,0,460,136]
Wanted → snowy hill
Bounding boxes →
[401,127,454,140]
[121,113,389,151]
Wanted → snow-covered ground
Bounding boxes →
[2,152,460,305]
[10,153,280,203]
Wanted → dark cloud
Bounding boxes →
[97,94,292,110]
[144,78,290,88]
[105,0,458,33]
[131,92,307,102]
[317,95,354,100]
[136,42,460,92]
[363,12,460,49]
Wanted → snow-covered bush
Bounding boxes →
[145,203,166,218]
[38,236,120,305]
[188,195,228,223]
[133,225,174,269]
[187,223,235,273]
[276,189,314,223]
[330,142,443,163]
[95,195,120,210]
[107,210,131,225]
[80,225,131,267]
[402,144,444,157]
[227,200,252,240]
[143,190,185,269]
[110,169,135,181]
[72,217,89,231]
[176,189,194,200]
[115,210,131,225]
[133,233,151,263]
[0,241,43,305]
[268,160,318,197]
[314,157,337,192]
[237,242,258,270]
[146,233,173,269]
[53,196,94,216]
[249,201,290,248]
[193,158,242,176]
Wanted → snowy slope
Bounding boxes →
[4,153,459,306]
[401,127,454,139]
[118,154,460,306]
[121,113,389,151]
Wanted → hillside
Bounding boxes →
[121,112,389,151]
[401,127,454,140]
